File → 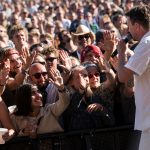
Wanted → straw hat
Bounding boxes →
[71,25,95,43]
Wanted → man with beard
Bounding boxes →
[0,48,34,106]
[71,24,95,60]
[58,30,78,54]
[28,63,58,105]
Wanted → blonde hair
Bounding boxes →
[9,25,28,40]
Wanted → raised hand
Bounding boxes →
[21,49,36,70]
[0,59,10,85]
[103,30,118,53]
[49,68,64,90]
[110,56,119,71]
[59,50,72,72]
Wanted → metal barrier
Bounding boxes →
[0,125,141,150]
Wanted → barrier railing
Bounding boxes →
[0,125,141,150]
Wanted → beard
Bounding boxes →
[37,80,49,92]
[9,71,17,78]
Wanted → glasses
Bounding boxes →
[32,72,48,79]
[78,34,90,40]
[88,72,100,79]
[46,57,57,62]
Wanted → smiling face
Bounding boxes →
[9,53,22,73]
[31,85,43,108]
[71,66,89,91]
[12,30,27,48]
[86,66,100,89]
[29,63,48,88]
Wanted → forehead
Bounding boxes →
[62,31,69,35]
[9,53,20,59]
[14,30,25,36]
[73,68,87,76]
[85,51,97,57]
[29,64,47,74]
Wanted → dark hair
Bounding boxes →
[95,30,105,44]
[15,84,33,116]
[29,43,43,53]
[112,13,123,23]
[126,5,150,30]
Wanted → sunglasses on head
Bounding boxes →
[88,72,100,79]
[32,72,48,79]
[78,34,90,40]
[46,57,57,62]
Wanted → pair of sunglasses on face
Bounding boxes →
[78,34,90,40]
[46,57,57,62]
[88,72,100,79]
[32,72,48,79]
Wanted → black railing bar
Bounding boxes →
[3,125,135,144]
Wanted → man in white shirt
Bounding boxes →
[116,5,150,150]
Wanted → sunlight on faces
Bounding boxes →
[9,54,22,73]
[45,53,58,70]
[71,68,89,90]
[31,86,43,108]
[84,51,100,63]
[127,18,139,41]
[29,63,48,87]
[86,66,100,89]
[12,30,27,46]
[78,34,92,48]
[33,55,46,65]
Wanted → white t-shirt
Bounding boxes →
[125,31,150,131]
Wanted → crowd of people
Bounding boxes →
[0,0,150,149]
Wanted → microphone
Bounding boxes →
[111,33,132,58]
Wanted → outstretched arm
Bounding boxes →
[48,68,70,117]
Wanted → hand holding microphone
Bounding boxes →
[111,33,132,58]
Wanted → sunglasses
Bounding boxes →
[32,72,48,79]
[88,72,100,79]
[78,34,90,40]
[46,57,57,62]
